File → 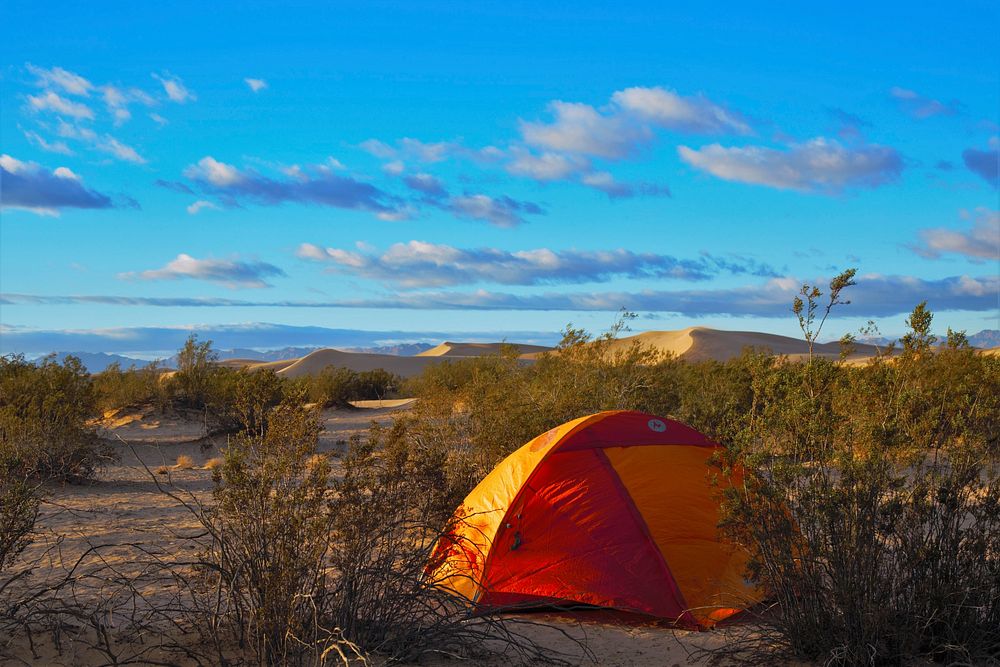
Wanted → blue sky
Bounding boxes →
[1,1,998,355]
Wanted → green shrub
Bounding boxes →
[0,354,112,482]
[302,366,402,408]
[0,476,37,576]
[169,334,218,409]
[718,283,1000,665]
[208,367,289,435]
[92,360,169,413]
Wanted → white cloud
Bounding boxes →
[27,91,94,119]
[98,136,146,164]
[99,85,156,125]
[359,137,459,163]
[889,87,961,119]
[382,160,405,175]
[403,172,447,197]
[298,240,778,288]
[55,119,98,142]
[505,149,587,180]
[677,138,903,192]
[245,78,268,92]
[118,253,285,289]
[518,87,751,162]
[54,120,145,164]
[322,157,346,170]
[359,139,396,159]
[186,200,220,215]
[149,113,169,126]
[0,155,29,173]
[520,101,650,159]
[449,194,544,227]
[1,153,114,214]
[183,156,404,217]
[184,156,244,186]
[53,166,80,181]
[26,65,93,96]
[911,208,999,261]
[23,130,73,155]
[153,73,196,103]
[612,86,752,134]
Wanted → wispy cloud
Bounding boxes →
[826,107,870,141]
[519,86,751,161]
[890,87,962,119]
[245,77,268,92]
[118,253,286,289]
[910,208,999,262]
[521,101,651,159]
[365,85,744,198]
[611,86,752,135]
[26,91,94,119]
[55,120,146,164]
[678,138,903,193]
[99,84,156,125]
[26,64,94,96]
[0,154,114,215]
[579,171,670,199]
[402,173,448,198]
[359,137,461,163]
[155,179,195,194]
[297,240,779,288]
[447,194,543,227]
[23,130,73,155]
[9,274,994,318]
[186,200,220,215]
[183,156,403,217]
[153,72,196,103]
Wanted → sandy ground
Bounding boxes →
[1,401,774,666]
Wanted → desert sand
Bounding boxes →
[216,327,891,380]
[225,344,547,378]
[603,326,885,363]
[6,401,767,666]
[417,341,553,357]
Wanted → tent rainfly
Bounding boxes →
[426,410,763,628]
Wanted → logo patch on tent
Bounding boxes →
[647,419,667,432]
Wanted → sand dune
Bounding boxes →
[606,326,884,362]
[417,341,552,357]
[210,328,899,379]
[274,348,443,378]
[215,342,556,379]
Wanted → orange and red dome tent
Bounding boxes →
[426,410,762,628]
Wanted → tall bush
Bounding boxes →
[0,354,111,481]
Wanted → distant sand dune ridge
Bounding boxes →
[606,326,885,362]
[213,328,952,379]
[222,342,552,378]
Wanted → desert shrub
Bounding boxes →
[353,368,399,401]
[0,476,37,576]
[169,333,218,409]
[201,400,343,664]
[166,393,562,665]
[305,366,362,408]
[0,354,112,482]
[325,421,569,663]
[209,367,290,435]
[401,316,680,474]
[719,279,1000,665]
[92,360,169,412]
[303,366,402,408]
